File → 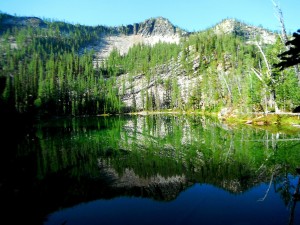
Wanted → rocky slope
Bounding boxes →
[117,59,197,111]
[98,162,189,201]
[0,13,47,30]
[112,19,279,111]
[0,13,281,113]
[214,18,277,44]
[89,18,277,66]
[0,13,276,63]
[87,17,186,65]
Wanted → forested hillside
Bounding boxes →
[0,13,299,118]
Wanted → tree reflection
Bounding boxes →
[288,169,300,225]
[2,115,300,224]
[273,168,300,225]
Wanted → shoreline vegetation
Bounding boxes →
[2,108,299,134]
[117,109,300,131]
[0,14,300,132]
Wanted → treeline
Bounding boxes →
[102,29,300,113]
[0,15,125,116]
[102,42,181,76]
[183,31,300,112]
[0,13,299,117]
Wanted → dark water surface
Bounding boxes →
[1,115,300,225]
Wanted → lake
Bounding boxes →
[0,114,300,225]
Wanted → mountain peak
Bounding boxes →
[213,18,277,44]
[134,16,183,37]
[146,16,171,23]
[0,13,46,30]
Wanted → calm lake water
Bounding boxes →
[0,115,300,225]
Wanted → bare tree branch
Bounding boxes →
[272,0,289,44]
[258,173,274,202]
[251,68,264,83]
[255,42,272,78]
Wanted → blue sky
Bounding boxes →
[0,0,299,33]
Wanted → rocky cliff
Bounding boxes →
[89,17,277,65]
[214,18,277,44]
[111,19,279,112]
[89,17,186,64]
[133,17,183,36]
[117,59,197,111]
[98,162,189,201]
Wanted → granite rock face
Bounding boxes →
[214,18,277,44]
[136,17,179,36]
[98,162,190,201]
[89,17,185,64]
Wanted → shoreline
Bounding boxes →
[125,110,300,130]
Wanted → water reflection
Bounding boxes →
[0,115,299,225]
[289,173,300,225]
[45,182,298,225]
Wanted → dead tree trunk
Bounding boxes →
[252,42,279,113]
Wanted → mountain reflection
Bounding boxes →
[0,115,300,224]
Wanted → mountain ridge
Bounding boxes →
[2,12,295,117]
[0,12,277,41]
[0,13,47,29]
[214,18,277,44]
[126,16,187,36]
